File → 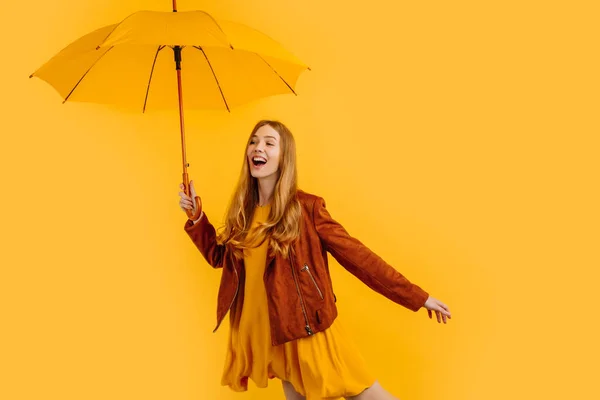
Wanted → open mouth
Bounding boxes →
[251,156,267,167]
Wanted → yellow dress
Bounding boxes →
[221,204,376,400]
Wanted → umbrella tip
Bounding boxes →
[307,66,312,71]
[230,44,234,50]
[29,73,34,78]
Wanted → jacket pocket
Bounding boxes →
[301,263,324,300]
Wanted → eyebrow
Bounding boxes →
[251,135,278,140]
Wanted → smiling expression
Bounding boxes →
[247,124,281,181]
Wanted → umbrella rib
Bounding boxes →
[143,45,166,113]
[63,46,115,103]
[95,13,137,49]
[193,46,230,112]
[197,11,234,49]
[256,54,297,95]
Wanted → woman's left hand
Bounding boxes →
[423,296,452,324]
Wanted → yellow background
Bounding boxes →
[2,0,599,399]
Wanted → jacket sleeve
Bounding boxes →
[183,213,226,269]
[312,196,429,311]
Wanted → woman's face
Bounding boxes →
[247,124,281,181]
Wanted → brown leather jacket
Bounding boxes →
[184,190,429,346]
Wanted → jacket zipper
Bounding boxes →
[213,263,240,333]
[301,264,324,300]
[290,258,313,335]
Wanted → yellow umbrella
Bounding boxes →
[30,1,310,220]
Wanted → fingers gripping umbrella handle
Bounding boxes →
[186,195,202,220]
[183,172,202,221]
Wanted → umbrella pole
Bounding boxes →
[175,45,202,220]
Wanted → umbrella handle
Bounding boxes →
[186,195,202,221]
[183,173,202,221]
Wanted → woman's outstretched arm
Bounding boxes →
[312,195,429,311]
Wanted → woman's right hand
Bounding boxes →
[179,180,202,221]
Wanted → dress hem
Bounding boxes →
[222,376,378,399]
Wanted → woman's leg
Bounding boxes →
[346,380,399,400]
[282,380,306,400]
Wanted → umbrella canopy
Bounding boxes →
[30,7,310,220]
[30,10,309,111]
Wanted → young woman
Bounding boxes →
[178,120,452,400]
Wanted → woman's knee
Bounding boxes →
[281,380,306,400]
[346,380,399,400]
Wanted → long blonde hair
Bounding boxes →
[217,120,302,259]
